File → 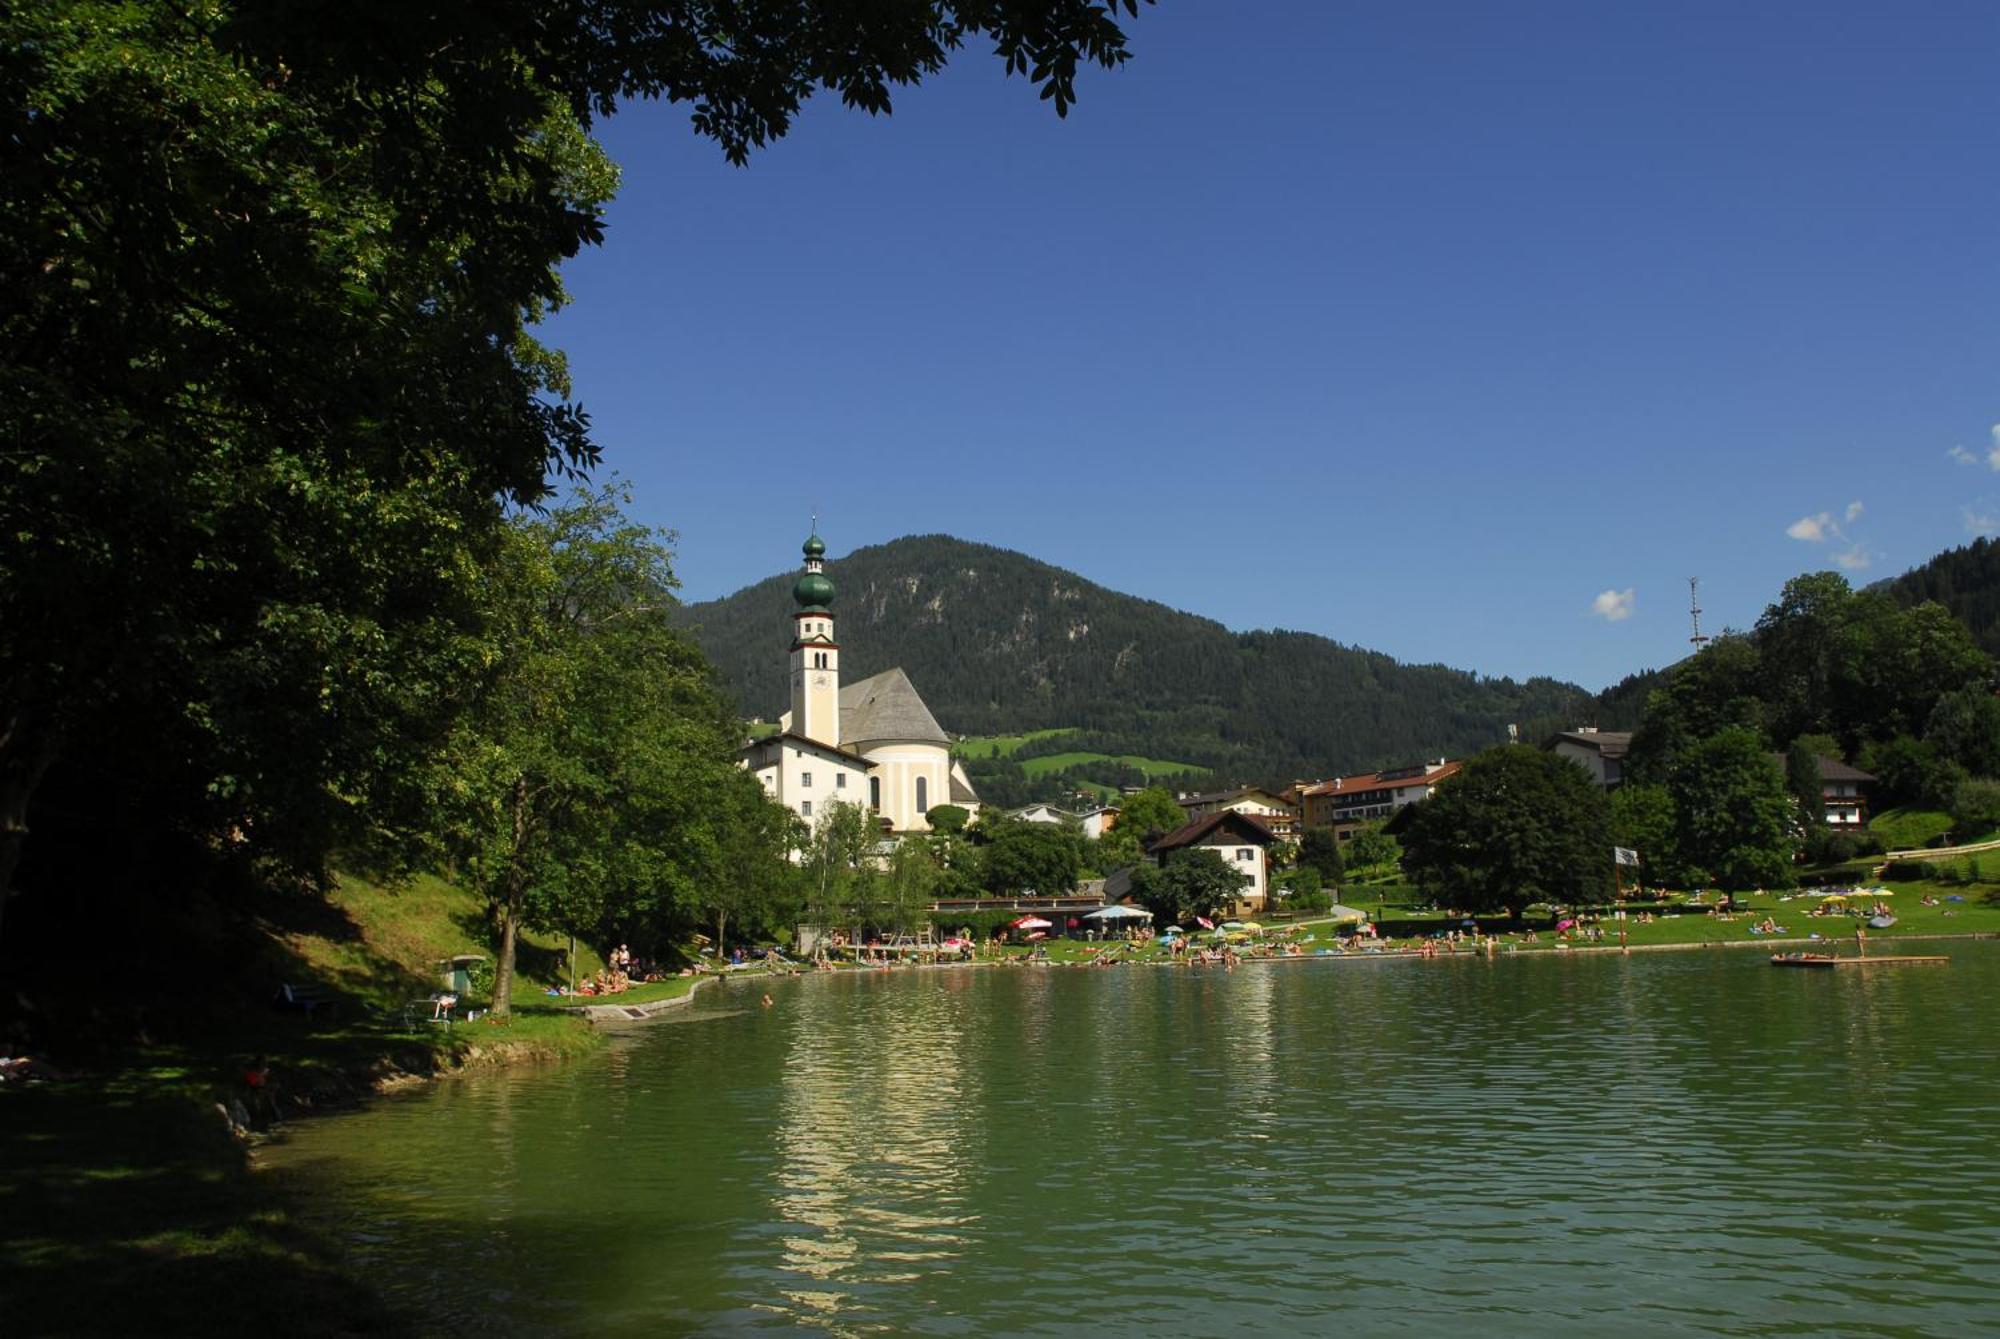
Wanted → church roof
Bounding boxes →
[839,668,950,745]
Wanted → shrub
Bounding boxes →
[1880,859,1940,881]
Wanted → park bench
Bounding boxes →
[272,982,336,1022]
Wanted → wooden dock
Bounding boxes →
[1771,953,1949,969]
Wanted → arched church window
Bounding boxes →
[916,776,928,814]
[870,776,881,810]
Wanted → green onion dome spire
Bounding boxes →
[793,529,834,610]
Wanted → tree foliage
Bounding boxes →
[0,0,1152,953]
[1400,747,1612,916]
[1131,849,1248,926]
[979,818,1083,897]
[1666,728,1796,892]
[431,485,747,1014]
[1296,827,1345,885]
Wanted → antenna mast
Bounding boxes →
[1688,577,1709,651]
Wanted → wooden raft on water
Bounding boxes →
[1770,953,1949,969]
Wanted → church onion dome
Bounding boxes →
[793,529,834,609]
[793,571,835,610]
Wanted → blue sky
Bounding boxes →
[543,1,2000,691]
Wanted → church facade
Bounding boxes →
[742,532,980,834]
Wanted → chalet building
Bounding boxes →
[1176,787,1298,839]
[1545,729,1632,789]
[1007,803,1072,825]
[1295,759,1462,840]
[1147,810,1276,916]
[1768,753,1877,829]
[743,531,981,834]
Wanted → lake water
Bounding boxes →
[262,945,2000,1335]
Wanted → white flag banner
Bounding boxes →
[1613,846,1640,867]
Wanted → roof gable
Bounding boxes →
[1149,810,1274,853]
[839,667,950,745]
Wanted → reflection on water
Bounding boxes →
[262,948,2000,1335]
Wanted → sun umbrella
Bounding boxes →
[1241,921,1263,932]
[1221,921,1246,931]
[1011,915,1053,930]
[1162,925,1184,935]
[1196,916,1215,930]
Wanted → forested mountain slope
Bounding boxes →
[1877,537,2000,658]
[677,535,1597,779]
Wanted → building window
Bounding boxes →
[801,800,812,817]
[870,776,881,810]
[801,772,812,788]
[836,773,846,789]
[1237,848,1254,862]
[915,776,928,814]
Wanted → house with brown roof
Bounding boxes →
[1176,787,1298,839]
[1295,759,1461,842]
[1768,753,1877,829]
[1147,810,1276,915]
[1545,729,1632,788]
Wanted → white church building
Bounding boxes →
[742,531,980,834]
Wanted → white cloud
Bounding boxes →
[1787,512,1835,542]
[1966,505,2000,537]
[1949,444,1979,466]
[1990,424,2000,471]
[1833,544,1873,572]
[1845,500,1864,523]
[1591,588,1636,622]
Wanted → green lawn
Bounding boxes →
[1870,806,1955,851]
[952,728,1079,759]
[1019,750,1201,779]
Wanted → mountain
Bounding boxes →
[675,534,1603,782]
[1876,536,2000,659]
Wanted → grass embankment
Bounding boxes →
[953,728,1080,759]
[1871,807,1956,851]
[0,868,602,1335]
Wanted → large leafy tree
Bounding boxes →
[980,818,1084,897]
[0,0,1150,951]
[1400,746,1612,918]
[1925,686,2000,779]
[1609,782,1679,890]
[1667,727,1796,891]
[1131,849,1248,926]
[433,486,743,1015]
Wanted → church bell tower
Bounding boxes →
[788,530,839,746]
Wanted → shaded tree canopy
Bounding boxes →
[1400,746,1612,916]
[0,0,1151,950]
[1131,849,1248,926]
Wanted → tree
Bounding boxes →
[1668,728,1796,891]
[1118,787,1188,846]
[1131,849,1248,926]
[1296,827,1346,885]
[432,485,741,1015]
[1609,782,1678,890]
[1785,741,1825,840]
[1950,778,2000,841]
[1401,747,1612,918]
[1925,687,2000,779]
[804,801,878,933]
[0,0,1152,953]
[1860,734,1964,811]
[925,804,970,835]
[880,838,942,937]
[697,775,806,956]
[1344,822,1402,876]
[1278,865,1330,913]
[981,821,1083,898]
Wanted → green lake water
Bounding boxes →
[262,945,2000,1335]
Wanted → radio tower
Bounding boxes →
[1687,577,1709,651]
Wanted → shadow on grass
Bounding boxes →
[0,1077,411,1336]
